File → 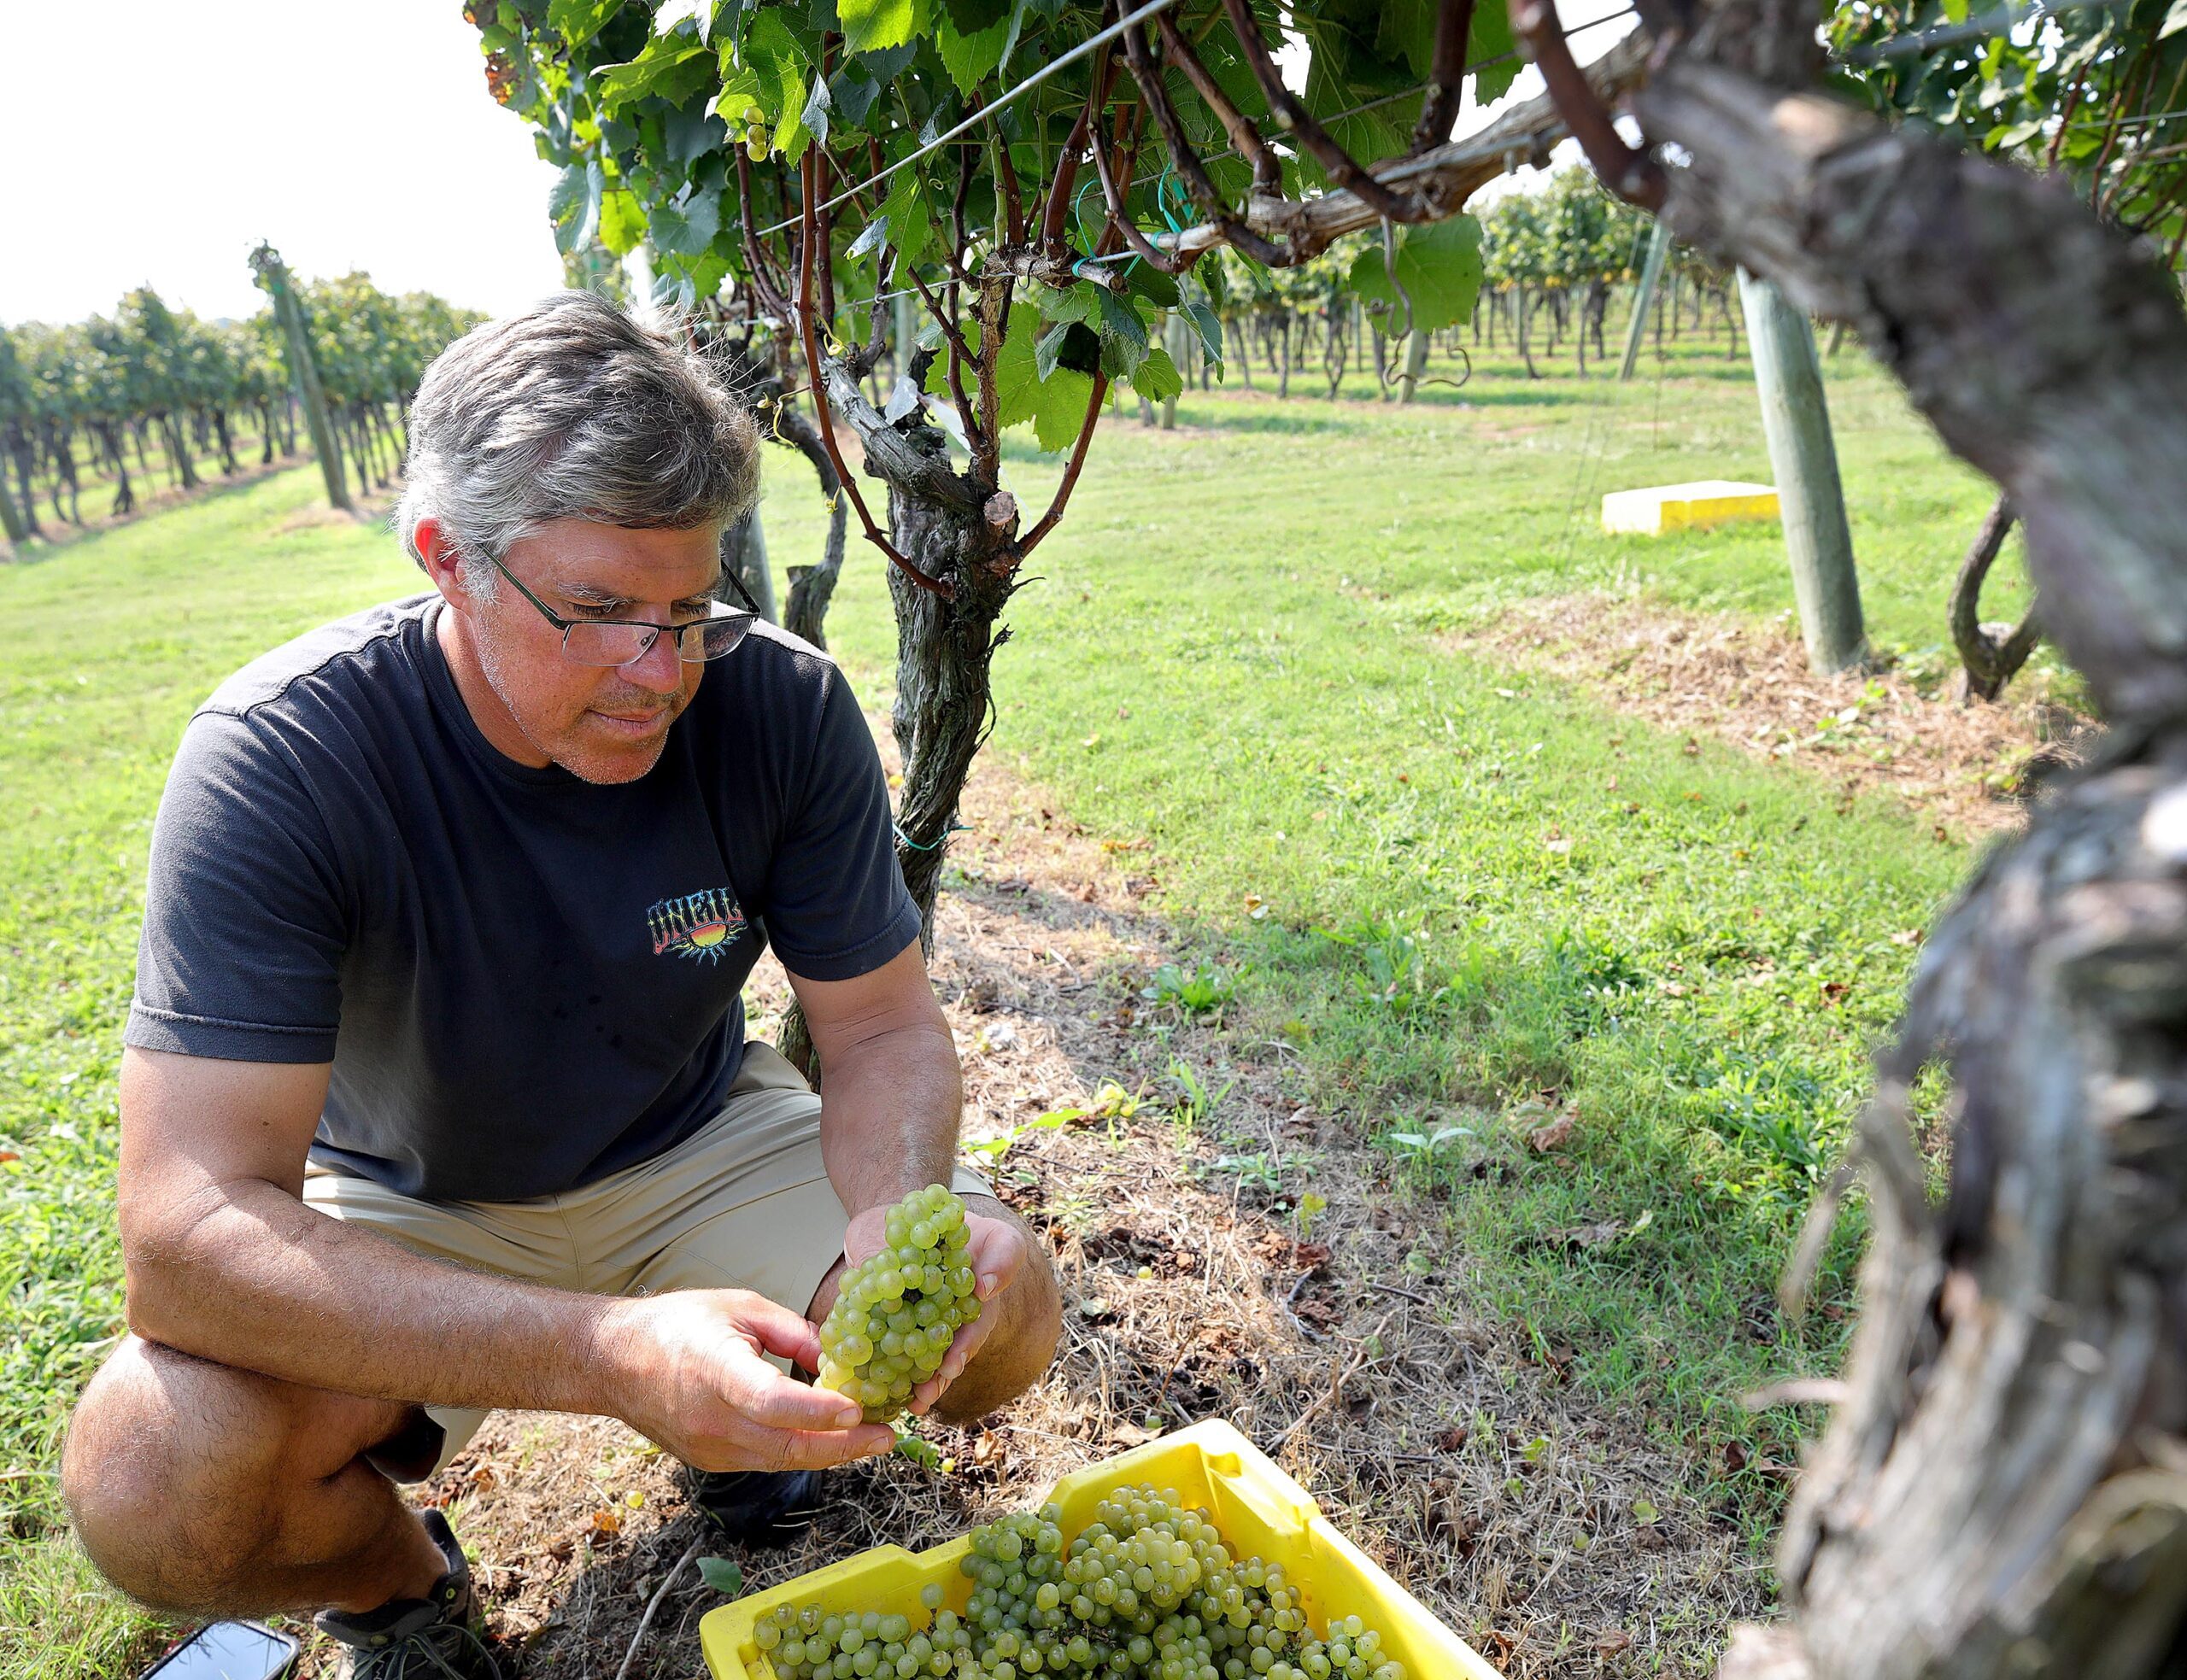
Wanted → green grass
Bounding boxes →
[776,339,1995,1546]
[0,469,418,1674]
[0,338,2006,1666]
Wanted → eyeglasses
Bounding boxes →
[479,550,759,668]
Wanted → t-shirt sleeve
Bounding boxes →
[124,710,348,1063]
[760,670,923,981]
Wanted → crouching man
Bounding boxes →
[60,293,1061,1679]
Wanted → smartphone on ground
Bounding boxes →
[138,1621,300,1680]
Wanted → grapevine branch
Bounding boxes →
[1018,369,1111,558]
[1511,0,1667,209]
[1411,0,1481,154]
[794,150,951,600]
[1153,11,1280,196]
[1152,33,1651,260]
[1125,18,1294,267]
[1218,0,1434,223]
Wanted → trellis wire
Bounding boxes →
[753,0,1181,238]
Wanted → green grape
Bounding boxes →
[767,1485,1407,1680]
[817,1185,983,1423]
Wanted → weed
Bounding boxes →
[1140,962,1234,1015]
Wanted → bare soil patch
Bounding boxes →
[298,737,1754,1680]
[1442,593,2096,837]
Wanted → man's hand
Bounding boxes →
[594,1289,898,1472]
[837,1203,1029,1418]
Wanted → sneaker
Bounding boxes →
[314,1509,501,1679]
[683,1467,824,1548]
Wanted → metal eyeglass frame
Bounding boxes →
[479,548,762,666]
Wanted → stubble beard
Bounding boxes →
[473,620,677,786]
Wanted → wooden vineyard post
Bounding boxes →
[249,244,351,512]
[1738,267,1865,672]
[1621,220,1672,381]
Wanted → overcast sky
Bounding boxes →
[1,1,1634,331]
[1,3,566,327]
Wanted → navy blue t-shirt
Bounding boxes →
[123,594,921,1203]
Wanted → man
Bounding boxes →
[59,293,1062,1678]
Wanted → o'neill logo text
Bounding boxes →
[648,887,748,965]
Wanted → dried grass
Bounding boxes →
[1442,593,2096,838]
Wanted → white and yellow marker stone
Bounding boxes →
[1600,479,1780,536]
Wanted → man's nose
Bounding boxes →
[622,629,685,693]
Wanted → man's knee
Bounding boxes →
[61,1337,388,1613]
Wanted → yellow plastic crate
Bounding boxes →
[700,1420,1502,1680]
[1600,479,1780,536]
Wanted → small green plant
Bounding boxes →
[1294,1189,1328,1238]
[1141,962,1234,1014]
[1322,914,1451,1021]
[963,1080,1144,1163]
[1165,1057,1235,1133]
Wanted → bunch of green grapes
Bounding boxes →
[757,1484,1406,1680]
[817,1185,982,1424]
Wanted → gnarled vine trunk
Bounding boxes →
[1539,1,2187,1673]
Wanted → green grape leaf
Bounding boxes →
[1181,300,1225,369]
[1093,286,1150,377]
[800,70,832,149]
[655,0,712,39]
[1034,319,1073,382]
[880,167,935,264]
[1123,266,1181,308]
[942,0,1007,29]
[1470,0,1519,104]
[1030,369,1095,450]
[651,187,722,256]
[697,1555,745,1595]
[1039,284,1104,332]
[997,0,1029,72]
[1127,346,1182,405]
[599,188,648,255]
[1375,0,1440,78]
[548,0,624,45]
[938,9,1011,96]
[548,159,605,255]
[828,56,883,126]
[1350,214,1484,333]
[595,39,714,113]
[839,0,920,54]
[709,59,763,125]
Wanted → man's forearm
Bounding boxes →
[816,1018,964,1218]
[126,1180,624,1416]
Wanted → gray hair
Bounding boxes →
[396,291,758,597]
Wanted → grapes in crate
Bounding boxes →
[818,1184,982,1423]
[755,1484,1406,1680]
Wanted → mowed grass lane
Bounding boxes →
[3,346,1996,1666]
[787,345,1994,1543]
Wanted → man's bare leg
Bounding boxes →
[62,1336,449,1618]
[806,1195,1062,1424]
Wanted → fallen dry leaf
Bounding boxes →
[1527,1109,1578,1152]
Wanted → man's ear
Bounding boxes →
[412,517,474,613]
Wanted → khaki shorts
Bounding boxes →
[302,1041,990,1479]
